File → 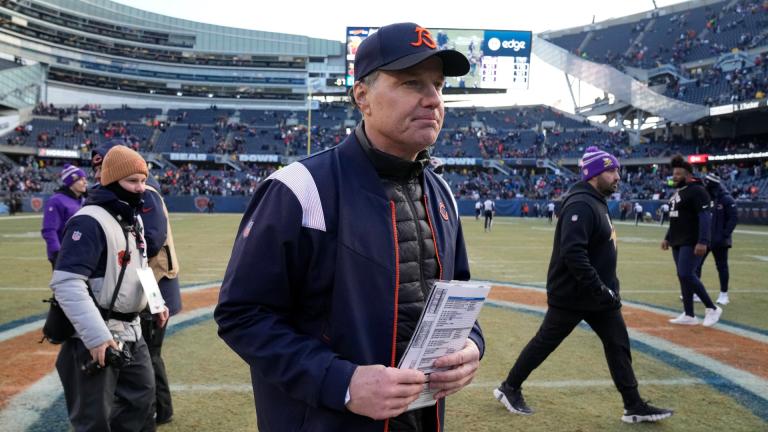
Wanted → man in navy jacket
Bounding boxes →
[215,22,484,432]
[696,173,738,305]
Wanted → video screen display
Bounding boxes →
[346,27,532,91]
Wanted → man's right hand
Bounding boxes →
[661,239,669,250]
[89,339,119,367]
[346,365,426,420]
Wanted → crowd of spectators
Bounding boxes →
[153,163,276,197]
[0,159,56,195]
[664,52,768,105]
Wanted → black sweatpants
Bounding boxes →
[484,210,493,231]
[504,306,642,409]
[56,337,155,431]
[695,246,730,293]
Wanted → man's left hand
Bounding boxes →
[428,339,480,399]
[694,243,708,256]
[154,305,169,329]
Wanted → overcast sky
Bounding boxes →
[112,0,690,111]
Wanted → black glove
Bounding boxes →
[597,285,621,306]
[49,251,59,269]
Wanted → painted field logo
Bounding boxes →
[194,196,209,212]
[30,197,43,212]
[439,202,449,221]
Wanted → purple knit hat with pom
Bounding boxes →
[61,164,86,187]
[580,146,620,181]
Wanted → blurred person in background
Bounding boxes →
[696,173,738,306]
[41,164,87,268]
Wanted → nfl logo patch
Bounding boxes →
[72,231,82,241]
[571,215,579,222]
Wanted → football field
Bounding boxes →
[0,213,766,431]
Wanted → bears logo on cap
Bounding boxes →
[411,26,436,48]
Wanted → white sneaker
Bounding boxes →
[669,313,699,325]
[703,306,723,327]
[716,292,730,305]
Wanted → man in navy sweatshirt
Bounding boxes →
[696,173,738,306]
[494,147,673,424]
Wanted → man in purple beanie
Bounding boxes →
[494,147,674,423]
[41,164,87,268]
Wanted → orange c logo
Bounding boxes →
[410,26,437,49]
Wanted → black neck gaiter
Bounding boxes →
[106,182,143,209]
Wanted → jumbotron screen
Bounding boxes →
[345,27,532,91]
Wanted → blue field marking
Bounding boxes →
[26,311,216,432]
[26,394,68,432]
[0,314,46,333]
[486,302,768,422]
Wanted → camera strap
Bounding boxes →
[103,224,131,323]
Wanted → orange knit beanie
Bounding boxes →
[100,145,148,186]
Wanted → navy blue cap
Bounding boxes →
[354,23,470,81]
[91,138,128,166]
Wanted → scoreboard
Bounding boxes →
[346,27,532,91]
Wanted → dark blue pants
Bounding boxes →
[695,246,729,293]
[673,246,715,315]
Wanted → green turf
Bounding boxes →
[1,213,766,431]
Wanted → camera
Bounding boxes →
[81,343,133,376]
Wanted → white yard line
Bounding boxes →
[0,215,43,221]
[166,377,708,394]
[470,377,705,389]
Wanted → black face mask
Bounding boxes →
[106,182,143,208]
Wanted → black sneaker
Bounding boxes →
[621,401,674,423]
[493,382,533,415]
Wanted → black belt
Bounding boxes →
[98,306,139,323]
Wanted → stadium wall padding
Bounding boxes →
[12,195,768,225]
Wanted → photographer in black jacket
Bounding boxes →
[494,147,673,424]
